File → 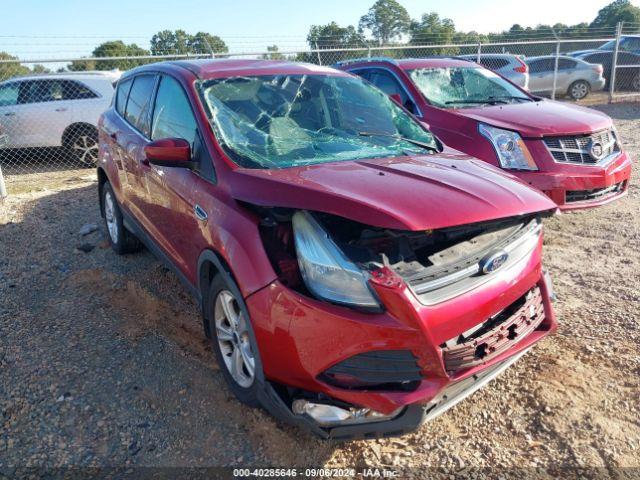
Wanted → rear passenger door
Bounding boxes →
[117,73,157,226]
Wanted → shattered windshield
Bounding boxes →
[200,74,438,169]
[408,67,531,108]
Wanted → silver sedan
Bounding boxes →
[525,55,606,100]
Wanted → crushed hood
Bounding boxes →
[228,152,557,231]
[460,100,612,138]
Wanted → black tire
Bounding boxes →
[567,80,590,100]
[101,182,142,255]
[206,273,262,407]
[66,125,99,166]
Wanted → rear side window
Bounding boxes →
[151,75,198,146]
[115,78,132,115]
[528,58,555,73]
[18,80,65,104]
[62,80,98,100]
[558,58,577,70]
[124,75,156,136]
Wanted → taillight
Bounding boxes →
[514,61,528,73]
[593,64,603,74]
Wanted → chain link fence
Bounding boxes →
[1,23,639,195]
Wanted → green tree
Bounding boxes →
[307,22,366,49]
[31,64,51,74]
[262,45,285,60]
[591,0,640,28]
[69,40,150,71]
[409,12,456,52]
[0,52,29,81]
[188,32,228,55]
[358,0,411,45]
[150,30,228,56]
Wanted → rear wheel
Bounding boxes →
[101,182,142,254]
[67,125,99,166]
[568,80,590,100]
[207,274,261,407]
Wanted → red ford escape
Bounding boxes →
[337,57,632,210]
[98,59,558,439]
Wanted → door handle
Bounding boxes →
[194,204,208,222]
[55,107,67,112]
[4,112,15,117]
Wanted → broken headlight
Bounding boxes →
[479,123,538,171]
[292,211,380,309]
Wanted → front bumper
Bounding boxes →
[246,238,556,438]
[514,149,632,210]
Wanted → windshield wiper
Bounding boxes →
[357,131,440,153]
[488,95,533,102]
[445,98,509,105]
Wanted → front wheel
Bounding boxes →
[207,274,261,407]
[568,80,590,100]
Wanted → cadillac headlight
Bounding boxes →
[292,211,380,309]
[479,124,538,171]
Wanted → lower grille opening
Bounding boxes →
[319,350,422,391]
[441,286,546,375]
[566,181,625,203]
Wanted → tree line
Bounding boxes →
[0,0,638,80]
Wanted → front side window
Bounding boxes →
[124,75,156,136]
[408,67,531,108]
[0,82,19,106]
[151,76,197,146]
[527,58,555,73]
[200,74,437,169]
[19,80,65,104]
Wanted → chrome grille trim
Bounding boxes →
[543,129,620,166]
[408,220,542,305]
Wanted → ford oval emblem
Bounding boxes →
[480,250,509,274]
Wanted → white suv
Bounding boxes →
[0,71,120,165]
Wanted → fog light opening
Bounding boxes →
[291,399,401,427]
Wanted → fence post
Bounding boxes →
[609,21,623,103]
[203,38,215,59]
[476,41,482,63]
[314,42,322,66]
[551,41,560,101]
[0,165,7,200]
[367,45,372,59]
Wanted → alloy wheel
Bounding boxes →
[104,190,119,243]
[214,290,255,388]
[73,134,99,165]
[571,82,588,100]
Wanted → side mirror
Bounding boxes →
[144,138,193,168]
[389,93,402,105]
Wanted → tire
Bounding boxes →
[568,80,590,100]
[67,125,99,166]
[206,274,261,407]
[101,182,142,255]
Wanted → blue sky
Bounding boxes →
[1,0,637,60]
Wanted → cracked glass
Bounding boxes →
[408,67,530,108]
[200,74,437,169]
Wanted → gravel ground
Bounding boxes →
[1,102,639,479]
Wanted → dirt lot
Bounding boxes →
[1,102,639,478]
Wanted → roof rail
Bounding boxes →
[333,56,399,67]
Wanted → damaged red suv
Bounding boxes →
[98,59,558,439]
[338,57,632,210]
